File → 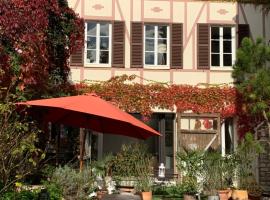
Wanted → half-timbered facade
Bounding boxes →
[66,0,270,177]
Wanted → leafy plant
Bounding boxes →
[202,152,236,192]
[112,143,152,178]
[0,91,44,194]
[235,132,263,189]
[0,190,38,200]
[48,165,95,200]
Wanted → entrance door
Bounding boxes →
[146,113,175,173]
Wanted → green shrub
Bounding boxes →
[49,165,95,200]
[0,190,38,200]
[111,143,152,178]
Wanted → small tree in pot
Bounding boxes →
[176,148,204,200]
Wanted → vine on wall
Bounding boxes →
[74,75,253,137]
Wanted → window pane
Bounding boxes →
[145,25,155,38]
[223,27,232,39]
[87,37,96,49]
[223,41,232,53]
[87,50,96,63]
[100,37,109,50]
[211,27,219,39]
[145,39,154,51]
[145,52,155,65]
[211,41,220,53]
[87,23,96,36]
[158,26,167,38]
[100,51,109,64]
[223,54,232,66]
[158,39,167,53]
[211,54,220,66]
[100,23,109,36]
[158,53,167,65]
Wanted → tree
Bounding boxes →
[0,88,43,194]
[0,0,84,99]
[232,37,270,139]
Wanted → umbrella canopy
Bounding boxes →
[18,94,160,139]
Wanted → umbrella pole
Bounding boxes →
[79,128,86,172]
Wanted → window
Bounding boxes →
[85,22,111,65]
[144,25,169,67]
[211,26,235,67]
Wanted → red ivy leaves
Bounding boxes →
[74,75,256,137]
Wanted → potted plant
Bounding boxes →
[176,148,204,200]
[91,154,114,199]
[133,144,154,200]
[111,144,144,193]
[233,133,263,200]
[202,152,235,200]
[181,177,198,200]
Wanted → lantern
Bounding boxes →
[158,163,165,178]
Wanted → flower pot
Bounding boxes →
[184,194,197,200]
[97,190,108,200]
[141,191,152,200]
[208,195,219,200]
[218,190,230,200]
[232,190,248,200]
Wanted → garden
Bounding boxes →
[0,132,263,200]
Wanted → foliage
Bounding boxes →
[92,154,114,179]
[0,91,43,194]
[49,165,96,200]
[111,143,153,178]
[153,184,184,198]
[42,182,62,200]
[176,148,204,195]
[202,152,236,191]
[0,0,83,99]
[176,148,204,179]
[0,189,38,200]
[235,132,263,189]
[75,75,251,136]
[233,37,270,138]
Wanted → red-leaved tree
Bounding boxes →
[0,0,84,99]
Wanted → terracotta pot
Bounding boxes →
[184,194,197,200]
[141,191,152,200]
[97,190,107,200]
[218,190,230,200]
[232,190,248,200]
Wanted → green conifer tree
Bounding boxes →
[233,37,270,139]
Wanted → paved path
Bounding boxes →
[102,194,141,200]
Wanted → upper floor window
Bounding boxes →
[85,22,112,65]
[144,25,169,67]
[211,26,235,67]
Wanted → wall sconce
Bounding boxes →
[158,163,165,178]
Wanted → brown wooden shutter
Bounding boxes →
[171,23,183,69]
[112,21,125,68]
[238,24,250,47]
[131,22,143,68]
[70,46,84,66]
[197,24,210,70]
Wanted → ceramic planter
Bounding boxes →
[141,191,152,200]
[232,190,248,200]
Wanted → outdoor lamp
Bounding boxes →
[158,163,165,178]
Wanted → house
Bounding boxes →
[66,0,270,186]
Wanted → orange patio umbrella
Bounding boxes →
[18,94,160,169]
